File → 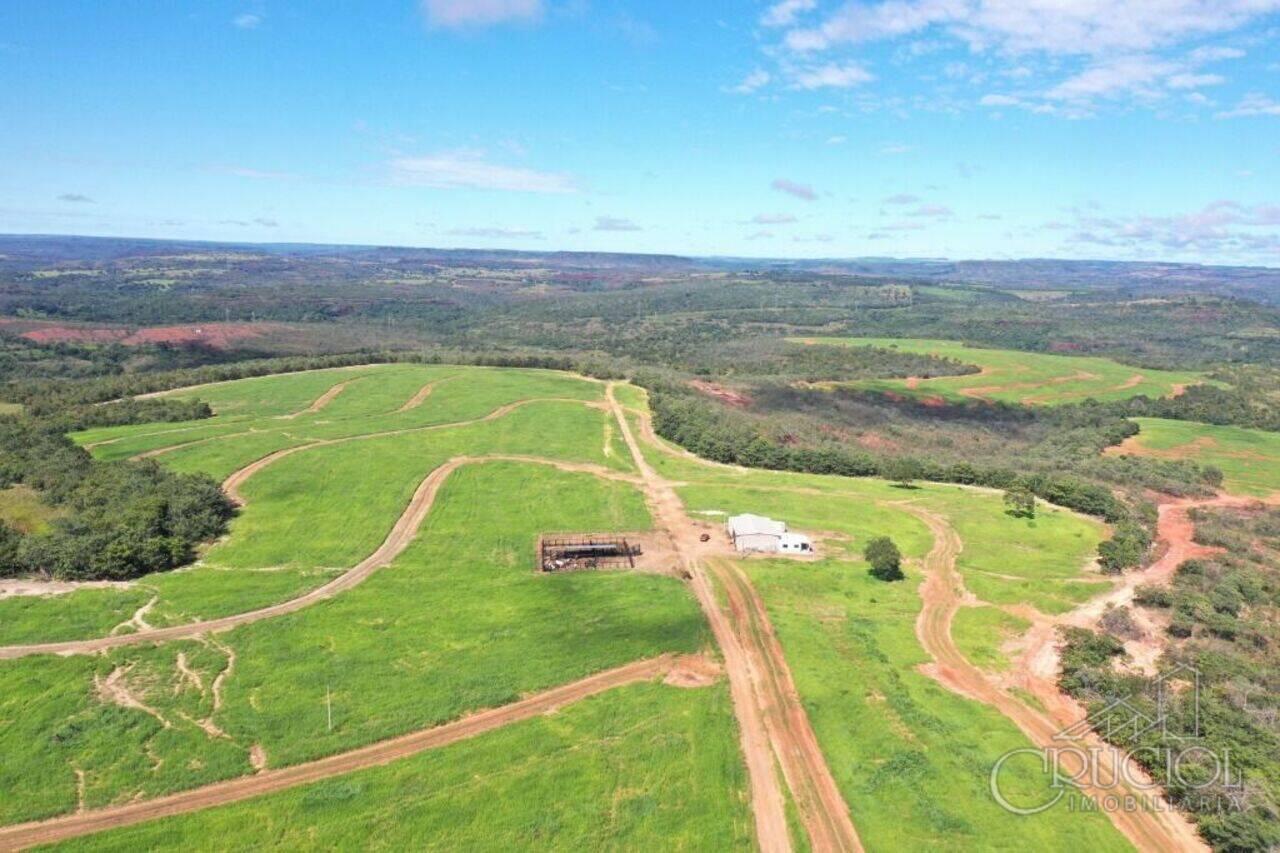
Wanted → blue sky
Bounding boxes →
[2,1,1278,263]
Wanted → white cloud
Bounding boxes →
[882,193,921,204]
[826,134,848,144]
[728,69,771,94]
[389,151,576,193]
[1046,56,1177,101]
[1166,72,1225,89]
[762,0,817,28]
[56,193,95,203]
[594,216,642,231]
[879,142,914,154]
[908,203,953,217]
[769,0,1276,116]
[215,165,295,180]
[448,226,543,239]
[752,213,799,224]
[1189,45,1246,62]
[771,178,818,200]
[784,0,1280,57]
[1065,200,1280,258]
[232,13,261,29]
[421,0,542,29]
[1216,92,1280,118]
[791,62,874,89]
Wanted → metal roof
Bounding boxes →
[727,513,787,537]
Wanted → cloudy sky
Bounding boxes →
[2,0,1279,263]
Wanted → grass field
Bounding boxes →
[1108,417,1280,497]
[795,337,1208,405]
[670,460,1122,848]
[0,364,1138,848]
[0,368,631,646]
[1,366,731,841]
[0,484,64,534]
[44,683,752,852]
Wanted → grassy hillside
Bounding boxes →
[798,337,1208,405]
[1108,417,1280,497]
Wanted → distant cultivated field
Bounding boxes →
[1108,417,1280,497]
[795,337,1208,405]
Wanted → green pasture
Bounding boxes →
[795,337,1208,405]
[1,370,629,646]
[1113,417,1280,497]
[0,462,707,825]
[45,683,752,852]
[951,606,1032,673]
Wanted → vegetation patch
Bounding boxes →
[799,337,1209,406]
[1108,417,1280,497]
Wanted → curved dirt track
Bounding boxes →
[395,375,458,413]
[0,452,636,661]
[279,378,354,419]
[898,502,1207,853]
[608,385,861,853]
[0,655,682,851]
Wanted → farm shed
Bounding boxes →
[726,514,813,555]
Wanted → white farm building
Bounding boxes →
[726,514,813,555]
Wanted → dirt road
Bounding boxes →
[0,655,681,851]
[710,558,864,852]
[395,375,458,413]
[898,502,1207,852]
[607,384,861,853]
[279,378,354,419]
[0,453,638,661]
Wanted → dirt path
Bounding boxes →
[395,375,457,413]
[278,378,354,420]
[898,502,1206,852]
[0,655,682,850]
[607,384,860,853]
[710,558,863,852]
[0,452,636,661]
[132,395,594,463]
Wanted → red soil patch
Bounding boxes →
[21,326,128,345]
[920,395,947,407]
[856,432,900,452]
[19,322,281,350]
[689,380,753,409]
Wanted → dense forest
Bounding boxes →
[0,402,233,581]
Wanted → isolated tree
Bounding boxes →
[881,457,924,489]
[864,536,904,581]
[1003,485,1036,518]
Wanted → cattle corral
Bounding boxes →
[539,533,642,572]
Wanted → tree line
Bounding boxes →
[0,405,234,581]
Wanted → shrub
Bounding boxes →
[864,536,904,581]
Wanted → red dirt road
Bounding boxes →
[0,655,682,851]
[710,558,863,852]
[898,501,1207,852]
[608,384,862,853]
